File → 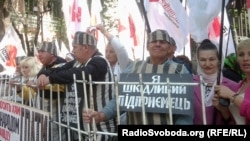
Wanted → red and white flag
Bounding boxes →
[188,0,229,42]
[208,9,236,58]
[0,24,26,75]
[117,0,145,60]
[62,0,90,51]
[145,0,189,55]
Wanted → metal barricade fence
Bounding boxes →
[0,74,202,141]
[0,74,50,141]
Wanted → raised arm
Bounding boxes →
[96,24,132,71]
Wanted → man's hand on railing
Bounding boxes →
[82,109,106,124]
[9,79,19,87]
[26,80,37,91]
[37,74,50,89]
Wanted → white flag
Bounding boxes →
[187,0,229,42]
[117,0,145,60]
[208,9,236,58]
[62,0,90,51]
[90,0,106,55]
[58,41,70,59]
[0,24,26,75]
[145,0,189,55]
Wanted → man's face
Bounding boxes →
[37,50,54,65]
[72,44,87,63]
[147,40,171,59]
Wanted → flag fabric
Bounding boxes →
[57,40,70,59]
[145,0,189,55]
[62,0,90,51]
[90,0,106,55]
[117,0,145,60]
[187,0,229,43]
[181,0,191,60]
[90,0,103,37]
[0,24,26,75]
[54,39,66,57]
[208,9,236,58]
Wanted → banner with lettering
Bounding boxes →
[118,73,194,116]
[0,99,49,141]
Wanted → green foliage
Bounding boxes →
[228,7,250,38]
[102,0,118,35]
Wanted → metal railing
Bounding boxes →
[0,73,203,141]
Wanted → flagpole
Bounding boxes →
[140,0,151,33]
[139,0,151,60]
[217,0,230,107]
[225,9,238,56]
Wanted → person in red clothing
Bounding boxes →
[215,38,250,124]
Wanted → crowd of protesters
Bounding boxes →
[0,23,249,141]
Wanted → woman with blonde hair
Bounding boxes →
[16,56,42,104]
[215,38,250,124]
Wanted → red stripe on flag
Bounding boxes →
[6,45,17,67]
[71,0,82,22]
[128,14,138,46]
[208,16,221,39]
[212,17,221,37]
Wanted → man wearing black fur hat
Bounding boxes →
[37,32,116,141]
